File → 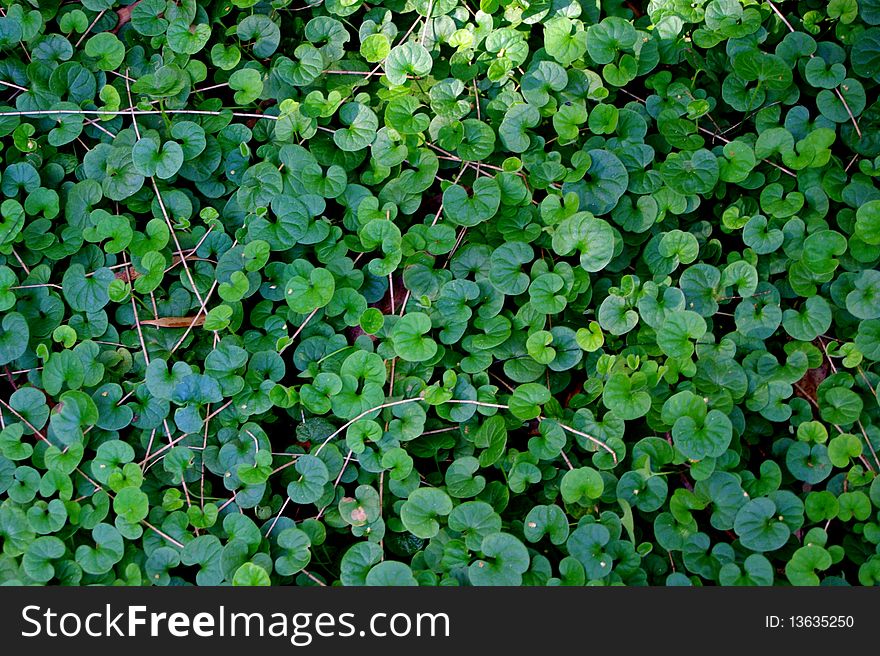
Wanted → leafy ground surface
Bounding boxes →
[1,0,880,586]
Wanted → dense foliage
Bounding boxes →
[0,0,879,587]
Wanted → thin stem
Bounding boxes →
[125,252,151,366]
[142,429,157,470]
[193,82,229,94]
[10,248,31,275]
[0,397,48,442]
[431,163,467,227]
[834,84,863,138]
[218,493,238,513]
[279,307,320,354]
[550,419,618,464]
[766,0,796,31]
[857,420,880,472]
[397,293,411,317]
[107,69,137,83]
[270,457,302,476]
[559,449,575,471]
[200,404,210,509]
[311,394,621,465]
[444,399,509,410]
[316,450,355,520]
[387,357,397,398]
[141,520,185,549]
[83,116,117,139]
[292,307,319,341]
[170,279,219,353]
[126,68,209,321]
[322,69,415,79]
[420,426,457,436]
[0,109,277,120]
[11,283,62,291]
[388,273,396,315]
[8,367,42,375]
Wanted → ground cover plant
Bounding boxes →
[0,0,879,587]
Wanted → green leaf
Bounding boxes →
[23,536,66,583]
[544,17,587,66]
[785,545,831,586]
[673,409,733,461]
[232,562,271,586]
[132,137,184,179]
[75,523,124,575]
[846,270,880,319]
[499,103,541,153]
[734,498,791,552]
[285,267,335,314]
[229,69,263,105]
[167,19,211,55]
[442,177,501,226]
[0,200,25,245]
[333,102,378,151]
[85,33,126,71]
[0,312,28,365]
[660,149,719,196]
[365,560,418,586]
[567,524,613,579]
[658,311,707,359]
[400,487,453,539]
[560,467,604,504]
[718,554,774,586]
[286,455,329,505]
[62,264,112,312]
[238,14,280,57]
[856,200,880,245]
[49,391,98,446]
[603,373,651,420]
[551,213,615,272]
[275,527,312,576]
[361,34,390,63]
[509,383,551,420]
[113,487,150,524]
[564,150,628,215]
[490,242,533,294]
